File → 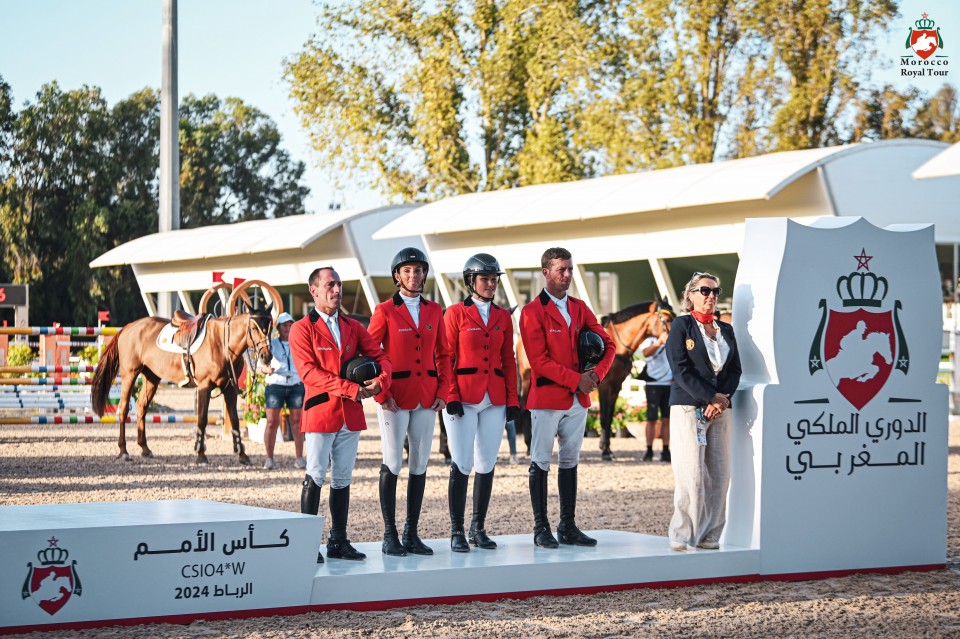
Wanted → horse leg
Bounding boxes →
[520,409,532,455]
[598,384,615,461]
[136,373,160,458]
[221,384,250,465]
[195,386,211,464]
[115,373,138,462]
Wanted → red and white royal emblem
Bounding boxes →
[907,13,942,60]
[21,537,82,616]
[809,249,909,410]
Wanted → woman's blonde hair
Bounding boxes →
[681,271,720,312]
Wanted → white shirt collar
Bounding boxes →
[316,307,339,324]
[545,289,568,307]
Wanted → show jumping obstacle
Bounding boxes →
[0,415,198,425]
[0,326,120,336]
[0,377,92,385]
[0,365,97,374]
[0,325,197,427]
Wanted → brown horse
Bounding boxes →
[90,311,273,464]
[596,299,673,460]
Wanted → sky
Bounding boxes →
[1,0,957,218]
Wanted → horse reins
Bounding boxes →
[606,310,672,360]
[222,315,272,396]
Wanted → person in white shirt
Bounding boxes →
[258,312,305,470]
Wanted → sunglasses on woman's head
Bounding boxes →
[693,286,722,297]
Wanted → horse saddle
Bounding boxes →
[171,311,208,349]
[157,313,211,386]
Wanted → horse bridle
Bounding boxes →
[222,315,273,393]
[606,309,672,359]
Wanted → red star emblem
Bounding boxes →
[922,12,929,19]
[47,536,60,547]
[854,248,873,271]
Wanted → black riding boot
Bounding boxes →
[448,463,470,552]
[529,463,559,548]
[300,475,324,564]
[326,486,366,560]
[402,472,433,555]
[557,466,597,546]
[469,469,497,549]
[379,465,407,556]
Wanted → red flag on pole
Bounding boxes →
[212,271,225,284]
[97,310,110,323]
[233,277,246,289]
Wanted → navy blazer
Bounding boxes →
[665,314,742,407]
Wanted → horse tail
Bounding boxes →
[90,336,120,416]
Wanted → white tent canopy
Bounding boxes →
[90,206,422,315]
[913,141,960,179]
[375,140,959,310]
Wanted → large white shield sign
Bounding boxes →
[727,217,947,574]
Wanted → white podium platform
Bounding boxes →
[311,531,760,609]
[1,498,944,634]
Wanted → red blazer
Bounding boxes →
[444,297,518,407]
[289,309,391,433]
[368,292,452,410]
[520,289,615,409]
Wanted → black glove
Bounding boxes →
[506,406,521,423]
[446,401,465,417]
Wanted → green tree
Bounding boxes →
[179,94,309,226]
[0,83,115,323]
[285,0,610,200]
[759,0,898,150]
[287,0,907,194]
[851,84,919,142]
[911,84,960,143]
[90,89,161,322]
[0,82,310,325]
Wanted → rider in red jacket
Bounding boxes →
[443,253,519,553]
[368,247,452,557]
[289,266,390,563]
[519,247,614,549]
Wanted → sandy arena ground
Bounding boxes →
[2,392,960,638]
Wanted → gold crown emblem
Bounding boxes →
[38,547,69,565]
[836,271,887,308]
[915,16,935,29]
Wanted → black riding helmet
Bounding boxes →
[341,356,382,384]
[462,253,504,302]
[578,330,605,372]
[391,247,430,289]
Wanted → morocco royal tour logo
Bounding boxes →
[21,537,83,615]
[808,249,909,410]
[906,13,943,60]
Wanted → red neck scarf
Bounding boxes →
[690,310,715,325]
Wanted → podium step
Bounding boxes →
[310,530,760,609]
